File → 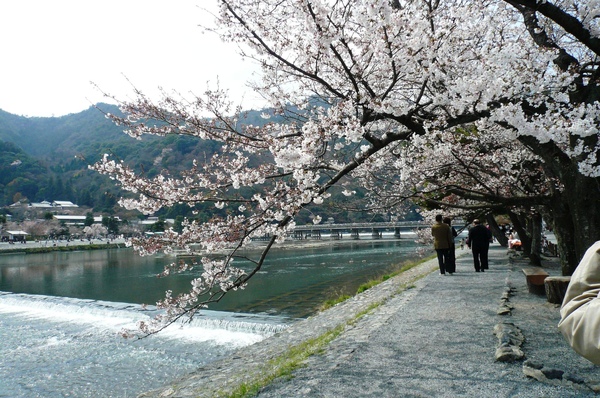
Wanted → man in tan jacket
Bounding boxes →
[431,214,453,275]
[558,240,600,364]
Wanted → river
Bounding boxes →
[0,237,423,397]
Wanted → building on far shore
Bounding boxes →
[53,215,120,226]
[18,200,79,210]
[136,216,175,228]
[1,230,29,242]
[52,201,79,209]
[4,200,84,223]
[27,200,53,209]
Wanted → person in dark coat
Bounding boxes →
[443,217,458,274]
[431,214,453,275]
[466,219,492,272]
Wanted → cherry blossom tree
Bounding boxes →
[83,224,108,239]
[93,0,599,335]
[362,124,553,264]
[497,0,600,271]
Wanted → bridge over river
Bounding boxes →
[286,220,467,240]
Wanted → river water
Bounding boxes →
[0,237,422,397]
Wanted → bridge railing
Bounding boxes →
[291,221,429,231]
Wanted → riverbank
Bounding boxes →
[0,238,128,254]
[140,245,600,397]
[0,234,416,256]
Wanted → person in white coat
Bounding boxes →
[558,240,600,364]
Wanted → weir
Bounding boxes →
[0,292,289,398]
[0,292,290,338]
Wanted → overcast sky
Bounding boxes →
[0,1,262,117]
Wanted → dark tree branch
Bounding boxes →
[503,0,600,57]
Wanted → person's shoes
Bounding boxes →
[448,272,453,275]
[475,270,481,272]
[440,272,445,275]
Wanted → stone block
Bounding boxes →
[544,276,571,305]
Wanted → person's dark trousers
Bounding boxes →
[446,246,456,273]
[436,249,449,274]
[480,249,489,270]
[472,248,489,272]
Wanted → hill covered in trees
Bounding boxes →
[0,104,228,217]
[0,104,400,223]
[0,141,49,205]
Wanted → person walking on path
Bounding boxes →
[466,218,492,272]
[431,214,453,275]
[443,217,458,274]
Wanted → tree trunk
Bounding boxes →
[507,211,542,266]
[487,214,508,247]
[519,136,600,275]
[546,196,578,275]
[529,212,543,266]
[546,163,600,275]
[509,211,530,248]
[566,176,600,266]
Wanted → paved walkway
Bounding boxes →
[141,245,600,397]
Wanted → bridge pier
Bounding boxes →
[351,228,360,239]
[311,230,321,240]
[330,229,343,240]
[372,228,382,239]
[394,227,401,239]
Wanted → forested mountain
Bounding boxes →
[0,104,418,223]
[0,141,49,205]
[0,104,307,221]
[0,104,125,156]
[0,104,205,214]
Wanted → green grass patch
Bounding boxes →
[322,254,435,310]
[357,279,380,293]
[224,301,383,398]
[321,294,352,310]
[225,324,346,398]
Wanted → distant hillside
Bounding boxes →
[0,104,126,157]
[0,141,50,205]
[0,103,272,216]
[0,103,404,223]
